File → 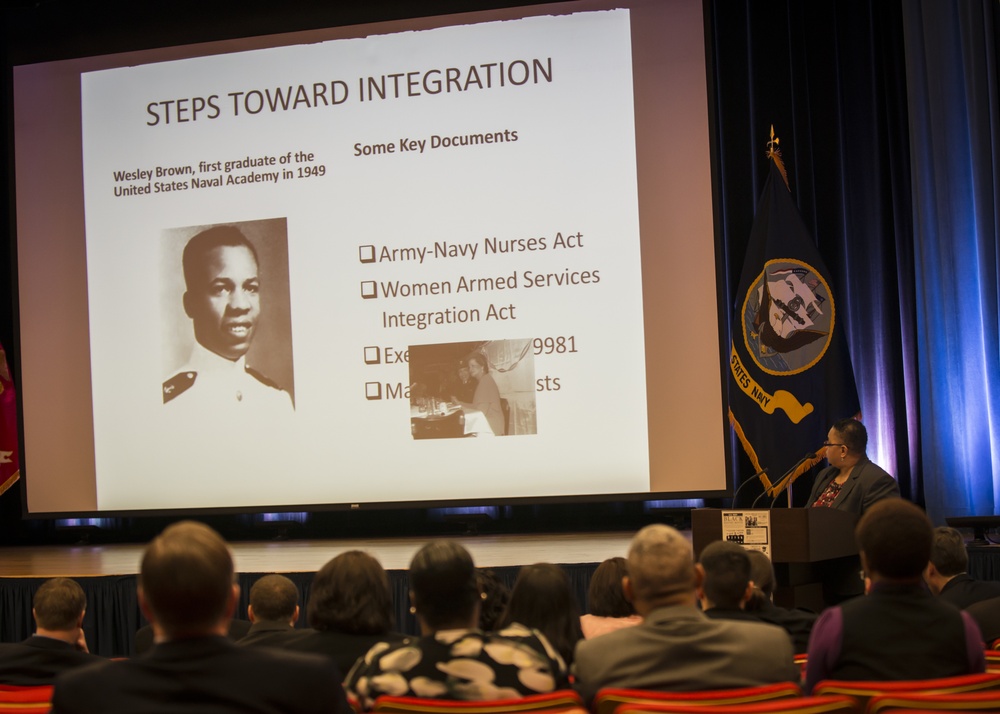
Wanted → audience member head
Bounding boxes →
[477,568,511,631]
[308,550,393,635]
[502,563,582,666]
[924,526,969,594]
[697,540,753,610]
[409,540,480,633]
[744,549,776,612]
[33,577,87,635]
[857,499,932,583]
[138,520,238,640]
[929,526,968,576]
[624,524,697,614]
[248,574,299,625]
[587,557,635,618]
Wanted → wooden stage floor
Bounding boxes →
[0,531,637,578]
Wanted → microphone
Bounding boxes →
[732,467,770,508]
[764,451,819,508]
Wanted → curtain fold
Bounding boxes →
[901,0,1000,524]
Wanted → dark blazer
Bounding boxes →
[806,458,899,514]
[284,629,406,675]
[706,604,816,654]
[236,621,313,649]
[51,635,350,714]
[939,574,1000,610]
[966,596,1000,645]
[134,618,251,655]
[0,635,104,685]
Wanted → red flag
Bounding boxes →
[0,342,20,496]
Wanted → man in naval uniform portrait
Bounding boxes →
[163,225,294,413]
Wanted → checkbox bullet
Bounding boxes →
[361,281,377,299]
[359,245,375,263]
[365,382,382,400]
[364,346,381,364]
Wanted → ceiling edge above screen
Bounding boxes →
[12,0,725,515]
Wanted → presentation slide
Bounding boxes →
[13,0,726,514]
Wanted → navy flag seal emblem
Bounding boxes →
[742,258,834,376]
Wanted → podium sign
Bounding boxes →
[720,510,772,557]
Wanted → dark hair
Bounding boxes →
[33,578,86,630]
[139,521,234,637]
[831,418,868,455]
[587,557,634,618]
[410,541,480,630]
[467,354,489,373]
[502,563,582,666]
[742,549,775,613]
[930,526,968,576]
[477,569,511,631]
[746,549,775,597]
[856,499,932,579]
[308,551,393,635]
[699,540,751,609]
[249,574,298,622]
[182,225,258,290]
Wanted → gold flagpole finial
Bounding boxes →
[766,124,790,191]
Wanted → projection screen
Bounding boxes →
[11,0,727,515]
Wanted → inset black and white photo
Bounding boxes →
[408,339,537,439]
[161,217,295,413]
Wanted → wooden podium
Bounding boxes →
[692,507,859,611]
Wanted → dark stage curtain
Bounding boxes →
[900,1,1000,524]
[709,0,1000,524]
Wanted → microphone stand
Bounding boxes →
[767,451,821,508]
[750,451,818,508]
[732,467,770,508]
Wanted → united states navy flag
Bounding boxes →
[729,137,860,500]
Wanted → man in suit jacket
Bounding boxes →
[925,526,1000,609]
[697,541,815,652]
[51,521,349,714]
[0,577,104,684]
[573,524,799,704]
[967,596,1000,645]
[134,618,251,655]
[237,574,312,648]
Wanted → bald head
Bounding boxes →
[626,524,696,611]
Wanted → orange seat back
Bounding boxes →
[373,689,585,714]
[593,684,802,714]
[813,673,1000,709]
[612,694,859,713]
[866,689,1000,713]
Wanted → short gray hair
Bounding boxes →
[627,524,694,601]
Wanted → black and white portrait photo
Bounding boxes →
[161,217,295,413]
